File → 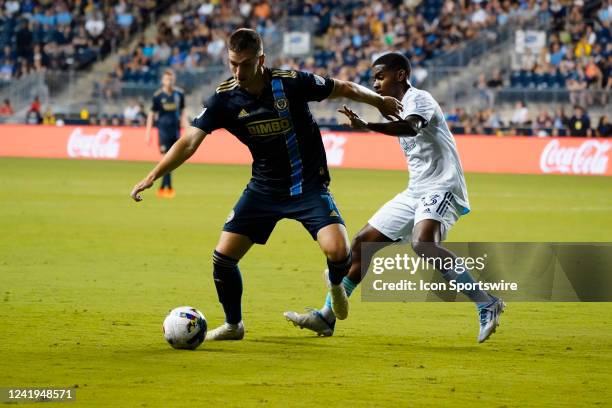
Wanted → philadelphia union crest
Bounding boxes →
[274,97,288,112]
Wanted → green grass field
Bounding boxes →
[1,157,611,407]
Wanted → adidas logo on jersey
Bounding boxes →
[424,208,431,213]
[238,109,249,118]
[329,210,339,217]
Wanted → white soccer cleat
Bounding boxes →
[284,309,335,337]
[477,297,505,343]
[205,321,245,341]
[324,268,349,320]
[330,284,349,320]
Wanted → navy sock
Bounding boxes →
[212,250,243,324]
[161,172,172,189]
[327,251,352,285]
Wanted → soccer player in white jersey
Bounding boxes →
[285,52,505,343]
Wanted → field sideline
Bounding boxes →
[1,157,611,407]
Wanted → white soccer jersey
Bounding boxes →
[398,86,470,214]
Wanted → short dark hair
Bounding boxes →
[228,28,263,55]
[372,52,411,78]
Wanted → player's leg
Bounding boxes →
[316,223,351,320]
[285,224,394,336]
[411,193,504,343]
[317,224,394,320]
[286,189,351,320]
[205,231,252,341]
[206,189,279,341]
[411,219,493,304]
[158,127,179,197]
[285,190,414,335]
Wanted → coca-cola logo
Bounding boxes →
[67,127,121,159]
[540,139,610,175]
[322,134,347,166]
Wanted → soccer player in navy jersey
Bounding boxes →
[130,28,402,340]
[145,69,186,198]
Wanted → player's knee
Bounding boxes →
[411,239,438,257]
[323,240,350,262]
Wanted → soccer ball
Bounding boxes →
[162,306,207,350]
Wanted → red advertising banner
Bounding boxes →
[0,125,610,176]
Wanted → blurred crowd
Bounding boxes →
[1,0,610,137]
[0,0,158,82]
[444,102,611,136]
[503,0,611,105]
[275,0,540,84]
[8,93,609,137]
[110,0,283,85]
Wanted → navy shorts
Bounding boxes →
[158,126,179,153]
[223,187,345,244]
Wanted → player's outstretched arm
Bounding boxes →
[130,126,207,202]
[338,105,424,137]
[329,79,402,120]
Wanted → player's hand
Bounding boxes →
[130,176,154,202]
[378,96,403,121]
[338,105,368,129]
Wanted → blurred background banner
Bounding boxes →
[0,125,610,176]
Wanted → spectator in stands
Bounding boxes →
[533,109,553,136]
[253,1,271,20]
[32,44,48,72]
[486,69,504,88]
[102,72,121,100]
[0,99,14,116]
[30,96,41,113]
[548,41,565,67]
[42,107,56,125]
[474,73,492,107]
[85,10,105,39]
[206,32,225,61]
[5,0,20,17]
[596,115,611,137]
[168,47,185,67]
[15,19,33,61]
[510,101,531,128]
[184,48,200,69]
[135,102,147,126]
[568,105,591,137]
[116,3,135,40]
[552,106,568,134]
[485,108,503,130]
[567,65,588,106]
[80,107,90,122]
[0,58,14,81]
[25,108,42,125]
[123,99,142,125]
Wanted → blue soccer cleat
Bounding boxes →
[478,296,505,343]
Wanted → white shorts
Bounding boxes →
[368,190,461,242]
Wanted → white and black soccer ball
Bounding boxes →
[162,306,207,350]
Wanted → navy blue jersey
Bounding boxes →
[192,68,335,197]
[151,87,185,128]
